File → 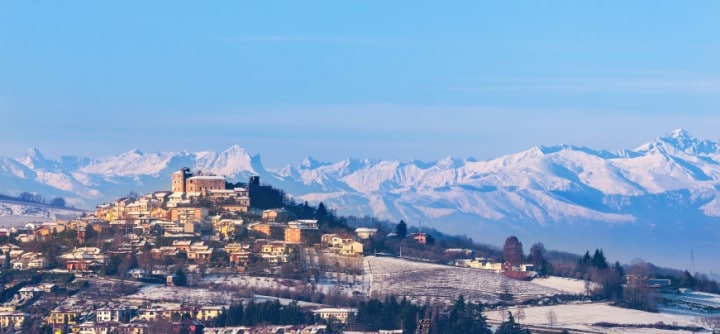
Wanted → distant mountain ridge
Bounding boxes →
[2,129,720,271]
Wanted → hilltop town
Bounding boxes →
[0,168,443,334]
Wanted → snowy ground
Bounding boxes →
[204,274,363,297]
[365,256,568,305]
[487,302,712,333]
[661,289,720,317]
[126,284,245,305]
[530,276,591,295]
[0,200,83,226]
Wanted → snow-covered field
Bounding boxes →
[204,274,364,297]
[0,200,83,226]
[487,302,711,333]
[530,276,591,295]
[365,256,569,305]
[127,284,245,305]
[662,290,720,317]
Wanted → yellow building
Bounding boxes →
[340,240,364,257]
[311,308,357,324]
[0,312,27,330]
[46,309,80,325]
[170,207,208,224]
[213,219,243,239]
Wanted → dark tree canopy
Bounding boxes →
[174,268,187,286]
[395,220,407,239]
[529,242,548,275]
[592,249,608,269]
[494,312,531,334]
[502,236,524,266]
[50,197,66,207]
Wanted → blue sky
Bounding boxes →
[1,2,719,167]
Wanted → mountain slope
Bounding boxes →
[2,129,720,271]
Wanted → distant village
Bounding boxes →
[0,168,535,334]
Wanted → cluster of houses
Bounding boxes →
[453,257,537,280]
[0,168,381,333]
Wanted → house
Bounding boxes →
[261,242,289,257]
[95,204,112,221]
[75,322,116,334]
[213,219,243,239]
[228,251,252,269]
[321,234,344,248]
[0,243,24,259]
[0,311,28,330]
[465,258,503,272]
[249,223,286,240]
[171,207,208,225]
[46,308,81,325]
[259,241,291,264]
[18,286,43,300]
[137,306,166,322]
[261,209,279,222]
[196,306,223,322]
[11,251,48,270]
[187,241,213,263]
[127,268,148,279]
[149,207,171,220]
[285,220,320,244]
[96,305,130,323]
[312,308,357,324]
[118,323,148,334]
[354,228,378,240]
[340,240,364,257]
[410,232,427,245]
[59,247,107,272]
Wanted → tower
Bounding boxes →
[249,175,260,189]
[172,167,191,193]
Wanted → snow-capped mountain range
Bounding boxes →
[2,129,720,271]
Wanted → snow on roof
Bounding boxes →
[188,175,225,180]
[312,308,358,313]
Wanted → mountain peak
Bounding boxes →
[222,145,249,156]
[668,128,691,138]
[26,147,44,159]
[662,128,695,146]
[660,128,718,155]
[21,147,52,169]
[123,148,144,156]
[634,128,718,155]
[300,156,326,169]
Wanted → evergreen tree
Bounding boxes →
[396,220,407,239]
[494,312,531,334]
[680,270,697,289]
[315,202,328,226]
[529,242,548,275]
[613,261,625,278]
[592,249,608,269]
[445,295,491,334]
[174,268,187,286]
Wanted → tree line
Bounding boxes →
[210,295,535,334]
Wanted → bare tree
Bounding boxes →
[515,304,525,323]
[502,236,524,266]
[546,308,557,327]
